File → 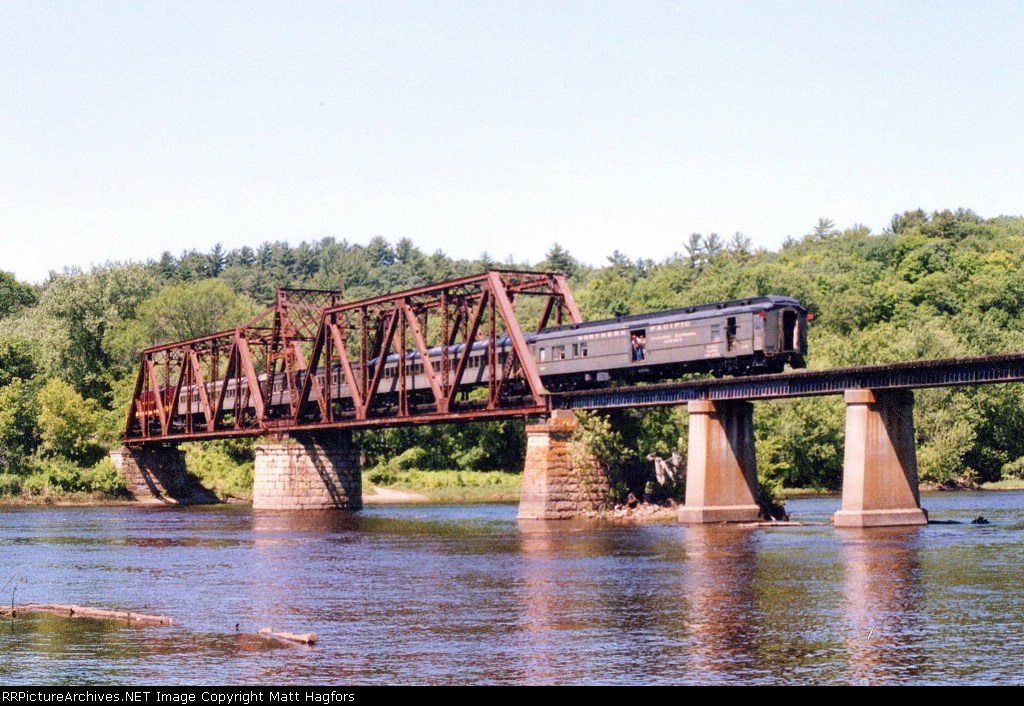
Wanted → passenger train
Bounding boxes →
[137,295,809,422]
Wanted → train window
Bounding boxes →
[711,324,722,343]
[572,343,578,358]
[726,317,737,352]
[581,342,588,357]
[539,348,547,362]
[630,329,646,362]
[553,345,565,361]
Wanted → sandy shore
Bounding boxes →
[362,485,431,504]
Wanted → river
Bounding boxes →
[1,491,1023,686]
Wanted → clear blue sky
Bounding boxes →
[2,1,1022,284]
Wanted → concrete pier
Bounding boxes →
[678,400,760,523]
[110,445,218,504]
[834,390,927,527]
[252,433,362,510]
[518,410,611,520]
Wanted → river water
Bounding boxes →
[1,491,1023,686]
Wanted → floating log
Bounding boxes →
[0,603,173,626]
[257,627,318,645]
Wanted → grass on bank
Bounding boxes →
[364,467,521,503]
[978,478,1024,491]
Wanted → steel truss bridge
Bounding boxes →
[123,270,1024,446]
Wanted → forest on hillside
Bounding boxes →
[2,207,1024,501]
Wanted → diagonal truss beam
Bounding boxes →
[124,272,578,443]
[486,271,545,405]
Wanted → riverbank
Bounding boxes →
[1,475,1022,507]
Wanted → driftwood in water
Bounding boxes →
[0,603,173,626]
[257,627,318,645]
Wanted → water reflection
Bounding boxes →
[681,525,759,682]
[839,527,924,685]
[516,520,692,685]
[516,523,565,683]
[250,509,364,536]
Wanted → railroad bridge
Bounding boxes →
[112,270,1024,528]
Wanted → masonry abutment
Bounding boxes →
[252,432,362,510]
[678,400,761,523]
[834,389,927,528]
[110,445,217,504]
[518,410,612,520]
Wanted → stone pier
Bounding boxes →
[252,432,362,510]
[518,410,611,520]
[678,400,761,523]
[834,390,927,527]
[110,445,218,504]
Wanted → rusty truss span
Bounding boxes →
[123,270,580,444]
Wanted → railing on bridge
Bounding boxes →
[123,270,580,444]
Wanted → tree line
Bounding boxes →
[1,209,1023,500]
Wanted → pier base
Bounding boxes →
[834,390,927,528]
[253,433,362,510]
[678,400,760,524]
[518,410,611,520]
[110,446,218,504]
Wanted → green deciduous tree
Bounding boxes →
[0,271,35,318]
[32,264,157,402]
[35,378,103,463]
[0,378,39,473]
[133,279,261,344]
[0,335,35,387]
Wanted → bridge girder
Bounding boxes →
[123,271,579,445]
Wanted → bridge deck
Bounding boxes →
[124,351,1024,445]
[551,352,1024,410]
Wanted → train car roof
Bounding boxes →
[536,295,806,337]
